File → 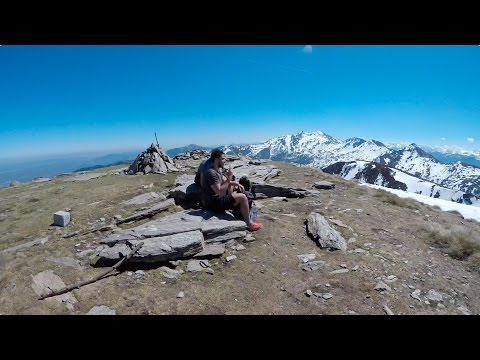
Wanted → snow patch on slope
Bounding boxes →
[363,184,480,222]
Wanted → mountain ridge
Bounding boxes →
[220,130,480,204]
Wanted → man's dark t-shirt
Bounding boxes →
[200,168,223,208]
[194,159,212,187]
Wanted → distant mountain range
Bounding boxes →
[3,133,480,206]
[388,143,480,168]
[221,131,480,206]
[0,151,140,187]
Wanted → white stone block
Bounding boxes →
[54,211,70,227]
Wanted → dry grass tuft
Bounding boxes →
[373,189,421,209]
[423,224,480,271]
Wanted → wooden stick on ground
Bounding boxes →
[38,242,144,301]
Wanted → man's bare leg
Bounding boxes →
[231,192,250,223]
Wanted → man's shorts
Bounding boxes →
[209,194,236,212]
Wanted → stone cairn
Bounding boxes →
[127,143,179,175]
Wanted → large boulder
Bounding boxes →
[305,212,347,251]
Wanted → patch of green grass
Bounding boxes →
[373,189,421,210]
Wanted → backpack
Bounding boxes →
[239,176,251,192]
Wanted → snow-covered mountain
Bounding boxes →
[221,130,480,203]
[223,131,390,168]
[323,161,479,206]
[375,144,480,196]
[418,145,480,168]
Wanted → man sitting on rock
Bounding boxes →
[200,149,263,231]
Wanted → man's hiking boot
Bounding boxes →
[248,221,263,231]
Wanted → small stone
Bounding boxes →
[374,281,391,292]
[199,260,210,268]
[305,290,313,297]
[411,289,422,301]
[205,268,214,275]
[353,248,367,254]
[225,255,237,262]
[457,306,471,315]
[243,234,256,243]
[297,254,316,263]
[340,264,347,268]
[383,305,394,315]
[330,269,349,275]
[176,291,185,298]
[322,293,333,300]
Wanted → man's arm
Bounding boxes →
[211,179,243,196]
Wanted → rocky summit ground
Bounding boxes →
[1,157,480,315]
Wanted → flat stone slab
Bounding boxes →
[186,260,207,272]
[122,192,166,205]
[97,209,247,265]
[193,243,226,258]
[253,184,306,198]
[313,181,335,190]
[31,270,78,310]
[116,199,175,224]
[46,256,82,269]
[99,230,204,263]
[1,237,48,254]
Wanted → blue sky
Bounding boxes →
[1,45,479,159]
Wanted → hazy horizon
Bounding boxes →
[2,127,480,187]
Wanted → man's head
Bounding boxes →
[210,148,226,168]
